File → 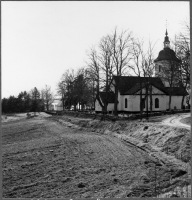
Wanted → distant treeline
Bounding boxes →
[2,87,44,113]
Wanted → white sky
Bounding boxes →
[2,1,189,98]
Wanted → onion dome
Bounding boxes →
[154,29,181,63]
[154,48,181,63]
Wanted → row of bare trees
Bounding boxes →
[86,28,158,115]
[56,24,190,114]
[56,29,157,114]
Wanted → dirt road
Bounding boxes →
[161,113,191,130]
[2,114,191,198]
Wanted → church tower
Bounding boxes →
[154,29,181,87]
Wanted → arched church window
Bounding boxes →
[125,98,128,108]
[155,98,159,108]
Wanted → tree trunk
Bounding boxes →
[46,100,49,111]
[169,94,172,111]
[96,81,104,110]
[61,95,65,111]
[181,95,185,109]
[139,81,143,114]
[114,85,118,116]
[149,85,153,112]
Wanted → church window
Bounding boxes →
[125,98,128,108]
[155,98,159,108]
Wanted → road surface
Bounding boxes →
[161,113,190,130]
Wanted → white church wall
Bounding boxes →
[155,60,170,87]
[95,99,102,112]
[95,99,114,112]
[155,60,180,87]
[110,80,115,92]
[107,103,114,111]
[152,95,167,111]
[169,96,184,110]
[120,95,140,112]
[117,91,122,111]
[120,94,168,112]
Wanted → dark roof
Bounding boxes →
[112,76,188,96]
[164,87,188,96]
[154,48,181,63]
[99,91,115,103]
[113,76,165,95]
[125,83,144,94]
[125,82,169,95]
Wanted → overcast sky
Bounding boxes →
[2,1,189,98]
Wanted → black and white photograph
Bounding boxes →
[1,1,191,198]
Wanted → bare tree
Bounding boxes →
[57,69,75,110]
[130,38,156,113]
[73,67,93,111]
[30,87,40,115]
[57,81,65,111]
[87,37,114,116]
[98,35,114,115]
[175,21,190,108]
[41,85,54,111]
[109,28,133,115]
[86,47,103,109]
[159,60,180,110]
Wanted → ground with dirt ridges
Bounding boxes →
[180,117,191,125]
[2,113,191,198]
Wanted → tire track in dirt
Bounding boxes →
[161,113,190,130]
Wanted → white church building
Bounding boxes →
[95,30,188,113]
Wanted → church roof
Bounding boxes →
[164,87,188,96]
[154,48,181,63]
[99,91,115,103]
[125,82,169,95]
[125,82,145,94]
[112,76,188,96]
[113,76,164,95]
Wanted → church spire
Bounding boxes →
[165,29,168,36]
[164,28,170,48]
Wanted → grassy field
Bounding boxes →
[2,114,191,198]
